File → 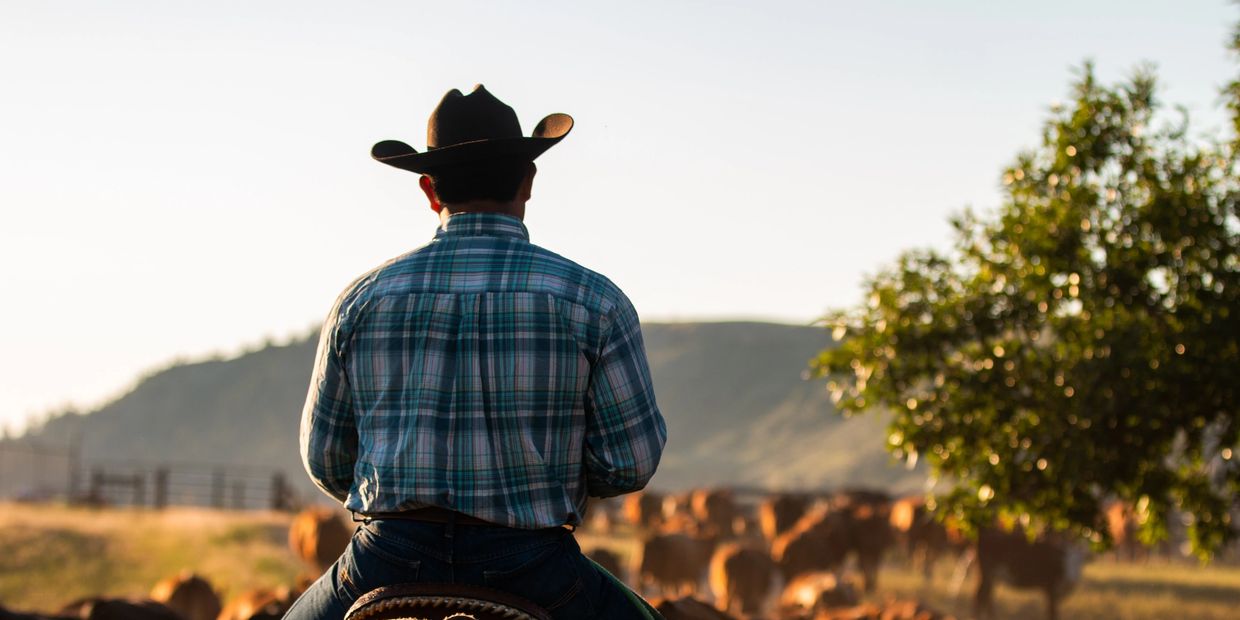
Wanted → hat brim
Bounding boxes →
[373,113,573,174]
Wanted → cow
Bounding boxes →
[771,507,851,582]
[772,500,894,594]
[56,600,182,620]
[651,597,738,620]
[832,490,895,593]
[639,532,718,598]
[890,495,965,582]
[288,506,353,575]
[690,488,739,538]
[829,488,892,512]
[0,606,71,620]
[0,607,49,620]
[662,491,695,522]
[623,490,666,532]
[148,571,220,620]
[973,528,1086,620]
[658,505,709,537]
[758,493,813,543]
[216,587,298,620]
[1102,500,1150,562]
[586,547,626,582]
[707,543,778,618]
[582,496,617,535]
[777,571,859,616]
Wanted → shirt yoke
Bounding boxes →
[332,236,631,353]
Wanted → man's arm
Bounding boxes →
[583,296,667,497]
[299,296,359,503]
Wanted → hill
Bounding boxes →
[6,322,924,500]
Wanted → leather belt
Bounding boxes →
[360,506,501,527]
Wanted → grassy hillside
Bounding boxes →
[7,322,923,501]
[640,322,916,491]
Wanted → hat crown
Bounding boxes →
[427,85,522,150]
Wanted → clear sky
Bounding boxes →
[1,0,1235,433]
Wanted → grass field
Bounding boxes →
[2,503,1238,619]
[0,502,305,611]
[874,558,1240,620]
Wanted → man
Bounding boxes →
[285,85,667,619]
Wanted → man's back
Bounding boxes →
[289,85,664,620]
[301,212,666,529]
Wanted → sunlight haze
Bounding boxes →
[1,0,1235,432]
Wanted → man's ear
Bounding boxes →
[419,175,442,213]
[518,162,537,202]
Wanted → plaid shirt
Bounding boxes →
[300,213,666,529]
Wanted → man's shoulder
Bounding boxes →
[522,242,633,314]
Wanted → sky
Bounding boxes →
[1,0,1236,433]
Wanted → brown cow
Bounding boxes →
[691,488,738,537]
[777,571,859,616]
[0,606,61,620]
[624,490,666,532]
[216,588,298,620]
[890,495,966,582]
[586,547,626,582]
[662,491,695,522]
[651,597,738,620]
[639,532,717,598]
[288,506,353,574]
[832,491,895,593]
[830,488,892,512]
[771,507,851,583]
[708,543,778,618]
[973,528,1086,620]
[583,496,617,535]
[660,509,710,538]
[758,493,814,543]
[56,600,182,620]
[1102,499,1154,562]
[0,606,53,620]
[773,500,893,594]
[149,572,221,620]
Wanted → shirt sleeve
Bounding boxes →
[299,292,360,503]
[583,295,668,498]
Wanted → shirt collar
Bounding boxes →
[434,212,530,242]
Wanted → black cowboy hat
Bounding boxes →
[372,84,573,174]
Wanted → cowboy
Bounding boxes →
[286,85,668,619]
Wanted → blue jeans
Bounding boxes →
[282,518,645,620]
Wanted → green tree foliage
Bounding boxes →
[812,52,1239,557]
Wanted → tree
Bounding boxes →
[812,43,1239,557]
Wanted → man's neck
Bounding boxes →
[439,201,525,226]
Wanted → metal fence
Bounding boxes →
[0,440,297,511]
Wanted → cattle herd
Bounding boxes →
[0,491,1161,620]
[590,487,1091,620]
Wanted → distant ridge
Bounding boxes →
[9,322,924,498]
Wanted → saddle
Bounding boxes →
[343,584,551,620]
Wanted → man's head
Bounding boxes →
[371,85,571,221]
[417,157,537,221]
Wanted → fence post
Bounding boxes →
[270,472,283,511]
[89,467,104,505]
[231,480,245,510]
[136,473,146,507]
[67,433,81,502]
[212,470,225,509]
[154,468,169,509]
